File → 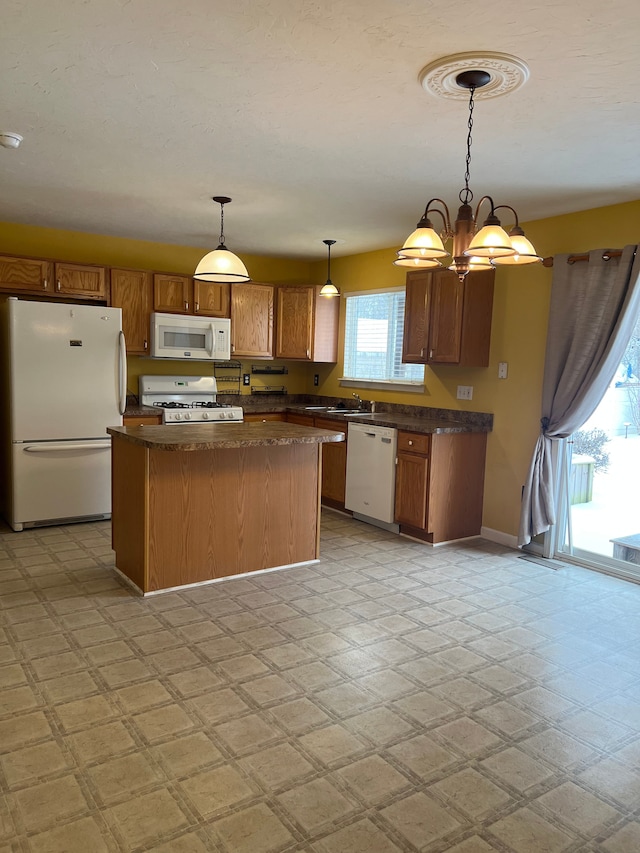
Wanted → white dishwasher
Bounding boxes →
[345,422,398,530]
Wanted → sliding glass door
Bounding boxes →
[555,318,640,580]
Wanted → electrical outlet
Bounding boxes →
[498,362,508,379]
[243,374,250,386]
[313,374,319,386]
[456,385,473,400]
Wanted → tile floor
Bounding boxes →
[1,510,640,852]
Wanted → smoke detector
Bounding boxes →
[0,132,23,150]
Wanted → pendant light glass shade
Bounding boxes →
[491,229,542,265]
[320,239,340,296]
[393,254,442,269]
[397,225,448,260]
[465,222,514,257]
[194,196,250,283]
[194,248,250,282]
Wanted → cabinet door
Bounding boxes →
[193,281,230,317]
[276,286,314,359]
[428,271,464,363]
[315,417,347,504]
[123,415,162,426]
[230,283,274,358]
[110,269,153,355]
[243,413,285,422]
[153,274,191,314]
[394,451,429,528]
[0,256,53,294]
[54,263,107,300]
[286,414,315,427]
[402,271,431,362]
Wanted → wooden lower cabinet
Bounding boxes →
[314,417,347,507]
[243,413,286,423]
[286,414,315,427]
[286,414,347,509]
[123,415,162,426]
[395,430,487,544]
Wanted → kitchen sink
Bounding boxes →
[304,406,364,414]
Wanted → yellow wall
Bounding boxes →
[0,221,316,397]
[2,201,639,541]
[315,199,640,540]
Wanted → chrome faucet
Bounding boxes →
[352,392,370,411]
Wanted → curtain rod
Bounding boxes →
[541,249,623,268]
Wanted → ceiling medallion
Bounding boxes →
[419,51,530,100]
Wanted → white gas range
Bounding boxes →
[139,375,244,424]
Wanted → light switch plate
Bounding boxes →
[456,385,473,400]
[498,362,508,379]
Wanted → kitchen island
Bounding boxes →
[107,422,344,594]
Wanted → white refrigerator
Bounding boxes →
[3,299,126,531]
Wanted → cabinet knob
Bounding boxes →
[184,301,189,311]
[56,280,61,291]
[195,302,199,312]
[143,339,148,349]
[429,349,433,359]
[43,279,48,289]
[408,440,414,446]
[420,347,425,358]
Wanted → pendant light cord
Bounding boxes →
[218,202,226,247]
[460,85,476,205]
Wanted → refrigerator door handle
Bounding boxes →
[118,331,127,416]
[23,441,112,453]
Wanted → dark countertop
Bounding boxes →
[123,394,493,436]
[285,407,488,434]
[108,421,345,451]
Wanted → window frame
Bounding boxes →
[339,286,425,391]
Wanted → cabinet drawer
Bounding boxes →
[286,414,315,427]
[244,413,285,422]
[398,431,430,455]
[123,415,162,426]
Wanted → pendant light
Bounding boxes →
[395,57,541,280]
[320,239,340,296]
[194,196,250,283]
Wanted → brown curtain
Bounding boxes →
[519,245,640,546]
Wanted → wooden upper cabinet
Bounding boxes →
[403,268,494,367]
[402,272,431,363]
[193,281,230,317]
[276,286,314,359]
[276,285,339,362]
[0,256,53,294]
[54,262,107,300]
[153,274,191,314]
[110,268,153,355]
[152,275,230,318]
[230,282,274,358]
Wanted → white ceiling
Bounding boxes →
[2,0,639,260]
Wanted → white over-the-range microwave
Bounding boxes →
[150,313,231,361]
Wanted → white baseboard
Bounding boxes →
[481,526,519,550]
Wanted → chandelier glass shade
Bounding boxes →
[194,196,250,283]
[394,70,541,279]
[319,239,340,296]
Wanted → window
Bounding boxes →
[342,288,424,386]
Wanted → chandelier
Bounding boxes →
[194,196,250,283]
[394,63,541,280]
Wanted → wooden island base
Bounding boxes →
[109,422,343,594]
